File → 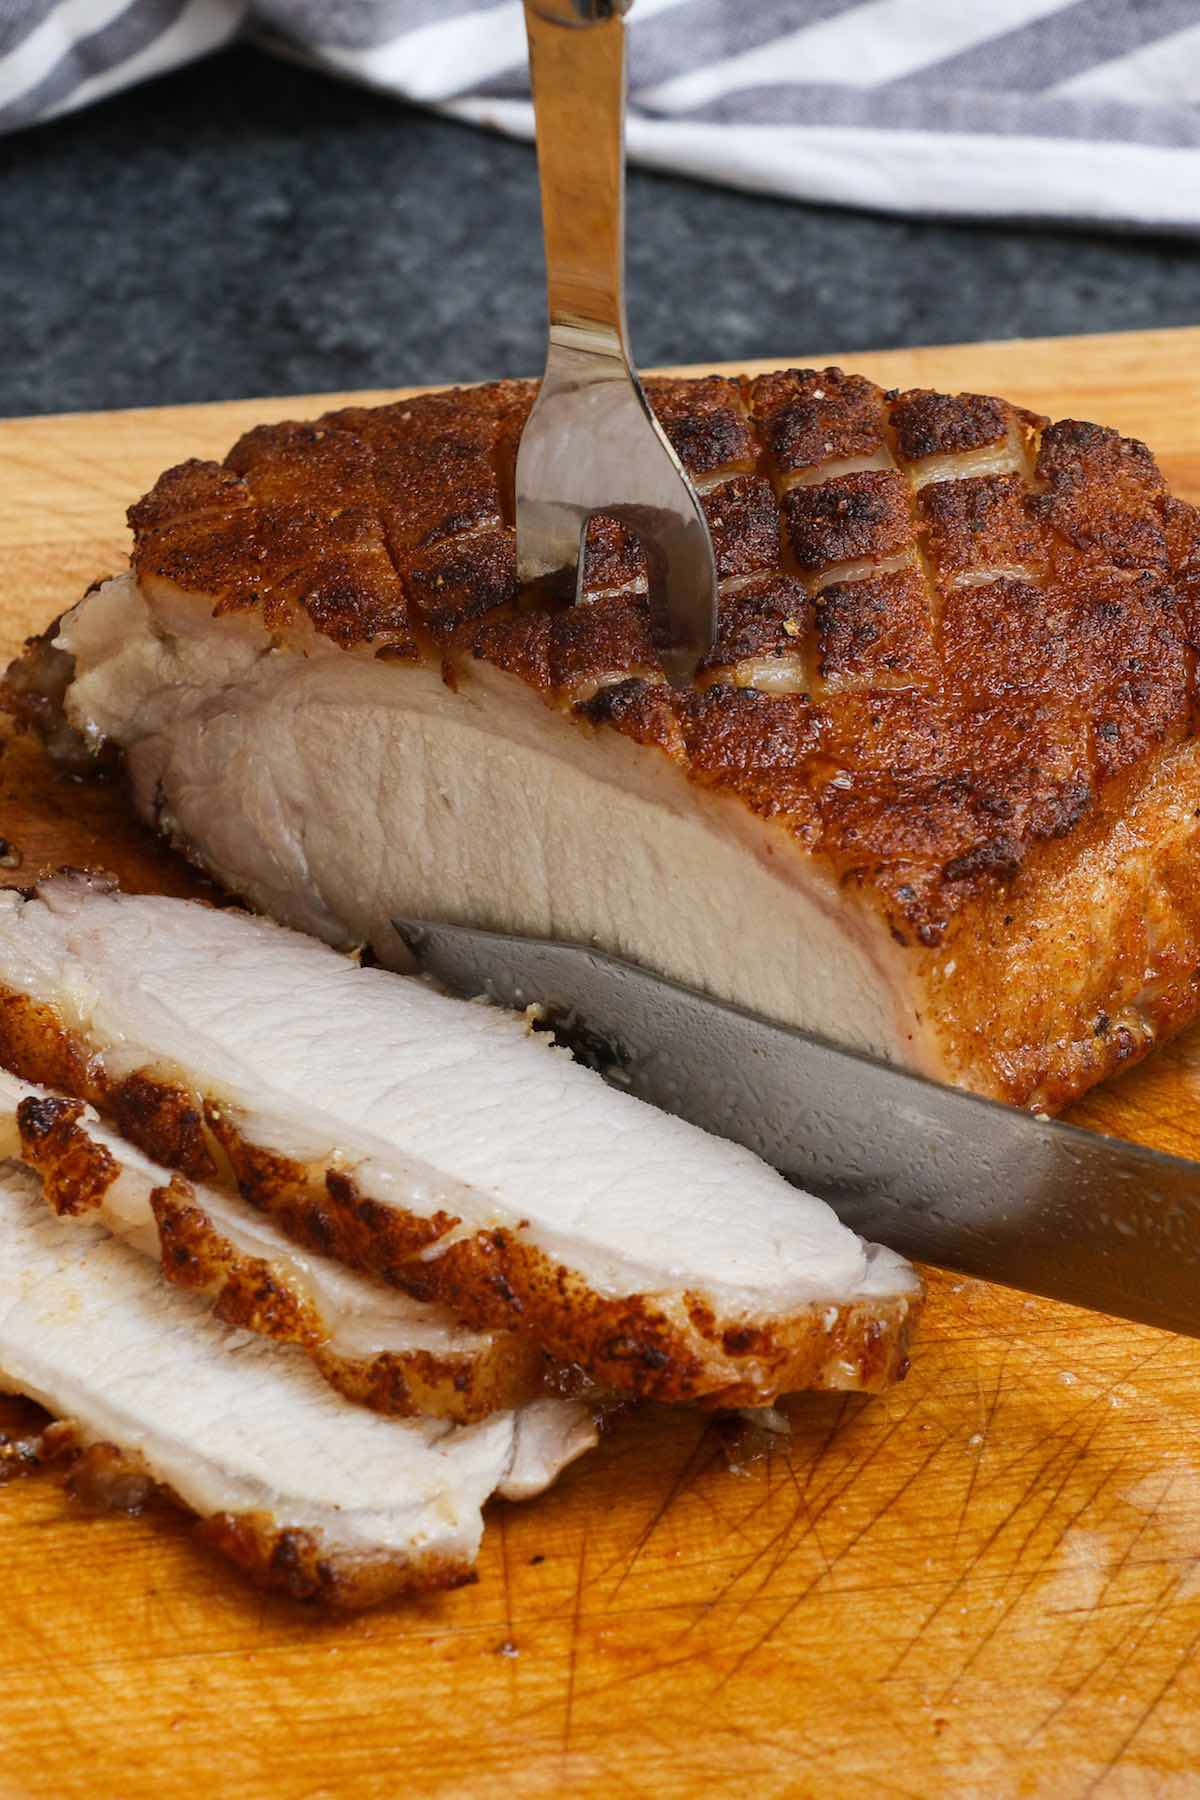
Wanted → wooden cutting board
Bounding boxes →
[3,327,1200,1800]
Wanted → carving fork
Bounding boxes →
[515,0,718,684]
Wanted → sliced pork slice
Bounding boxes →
[0,1068,543,1421]
[16,370,1200,1113]
[0,1162,596,1606]
[0,880,921,1406]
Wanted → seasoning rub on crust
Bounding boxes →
[15,367,1200,1113]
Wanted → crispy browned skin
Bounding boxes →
[206,1101,918,1405]
[15,1092,116,1216]
[151,1174,547,1422]
[0,989,919,1404]
[11,1086,545,1424]
[2,1417,473,1608]
[207,1111,915,1404]
[118,370,1200,1110]
[194,1512,475,1608]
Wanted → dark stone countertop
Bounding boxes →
[2,44,1198,418]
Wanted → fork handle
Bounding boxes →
[524,0,632,359]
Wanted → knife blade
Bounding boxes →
[392,915,1200,1340]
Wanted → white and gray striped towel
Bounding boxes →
[3,1,1199,229]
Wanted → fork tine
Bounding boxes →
[516,0,718,683]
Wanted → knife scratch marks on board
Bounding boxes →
[605,1418,722,1597]
[512,1636,716,1736]
[952,1386,1144,1675]
[710,1435,948,1698]
[954,1348,1010,1550]
[682,1406,929,1641]
[560,1534,587,1772]
[1080,1615,1200,1799]
[1076,1470,1200,1707]
[1043,1468,1177,1695]
[938,1453,1125,1707]
[1088,1567,1198,1730]
[1027,1543,1177,1747]
[721,1443,831,1608]
[779,1441,835,1587]
[723,1459,828,1619]
[979,1384,1200,1737]
[800,1393,857,1503]
[880,1436,1069,1685]
[1004,1330,1170,1417]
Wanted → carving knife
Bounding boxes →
[393,916,1200,1340]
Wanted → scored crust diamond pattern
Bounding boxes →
[128,369,1200,949]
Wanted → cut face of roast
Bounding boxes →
[26,368,1200,1114]
[0,881,921,1406]
[0,1162,596,1606]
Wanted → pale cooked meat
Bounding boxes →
[0,879,921,1405]
[0,1068,544,1421]
[0,1161,596,1606]
[16,370,1200,1113]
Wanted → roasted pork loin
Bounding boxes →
[0,880,920,1405]
[0,1162,595,1605]
[13,369,1200,1113]
[0,1068,546,1422]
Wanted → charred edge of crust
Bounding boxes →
[4,1415,473,1608]
[111,1071,216,1181]
[151,1173,547,1421]
[1,619,107,775]
[4,1419,156,1511]
[150,1174,326,1348]
[0,988,103,1100]
[204,1102,460,1261]
[1,619,72,728]
[0,999,221,1189]
[15,1093,117,1216]
[195,1512,477,1609]
[0,1418,59,1483]
[313,1338,548,1425]
[409,1224,919,1404]
[64,1440,157,1514]
[0,993,216,1184]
